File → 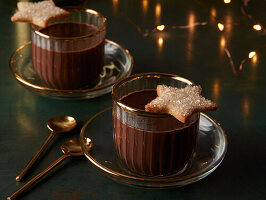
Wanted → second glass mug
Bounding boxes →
[31,8,106,90]
[112,73,199,176]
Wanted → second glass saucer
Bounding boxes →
[9,40,133,99]
[80,107,227,188]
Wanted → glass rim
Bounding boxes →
[111,72,195,118]
[31,7,107,40]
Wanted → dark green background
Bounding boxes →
[0,0,265,199]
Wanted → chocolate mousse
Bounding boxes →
[32,22,104,89]
[113,90,199,176]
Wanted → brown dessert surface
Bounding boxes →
[119,89,158,110]
[114,89,199,176]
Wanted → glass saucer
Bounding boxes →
[80,107,227,188]
[9,40,133,99]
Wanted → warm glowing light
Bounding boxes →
[187,12,195,62]
[253,24,262,31]
[220,36,226,51]
[225,15,232,35]
[251,54,258,64]
[157,25,165,31]
[155,3,161,24]
[188,12,195,29]
[211,8,216,17]
[142,0,148,15]
[112,0,119,12]
[249,51,258,67]
[213,79,220,100]
[218,23,224,31]
[220,36,226,47]
[224,0,231,3]
[157,37,164,47]
[157,37,164,53]
[155,3,161,17]
[249,51,256,59]
[210,8,216,24]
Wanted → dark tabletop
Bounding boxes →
[1,0,265,199]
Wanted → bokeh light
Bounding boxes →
[157,25,165,31]
[253,24,262,31]
[218,23,224,31]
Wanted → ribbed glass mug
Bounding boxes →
[31,8,106,90]
[112,73,199,176]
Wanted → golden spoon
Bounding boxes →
[8,138,93,200]
[16,116,77,182]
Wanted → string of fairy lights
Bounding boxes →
[112,0,264,77]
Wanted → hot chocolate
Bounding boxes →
[32,21,105,89]
[113,90,199,176]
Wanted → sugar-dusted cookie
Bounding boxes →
[11,0,70,27]
[145,85,217,123]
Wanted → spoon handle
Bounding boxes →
[16,132,56,182]
[8,154,69,200]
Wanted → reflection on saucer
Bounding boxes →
[9,40,133,99]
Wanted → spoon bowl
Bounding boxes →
[47,115,77,133]
[62,138,93,156]
[16,115,77,182]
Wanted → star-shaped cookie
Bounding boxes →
[145,85,217,123]
[11,0,70,27]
